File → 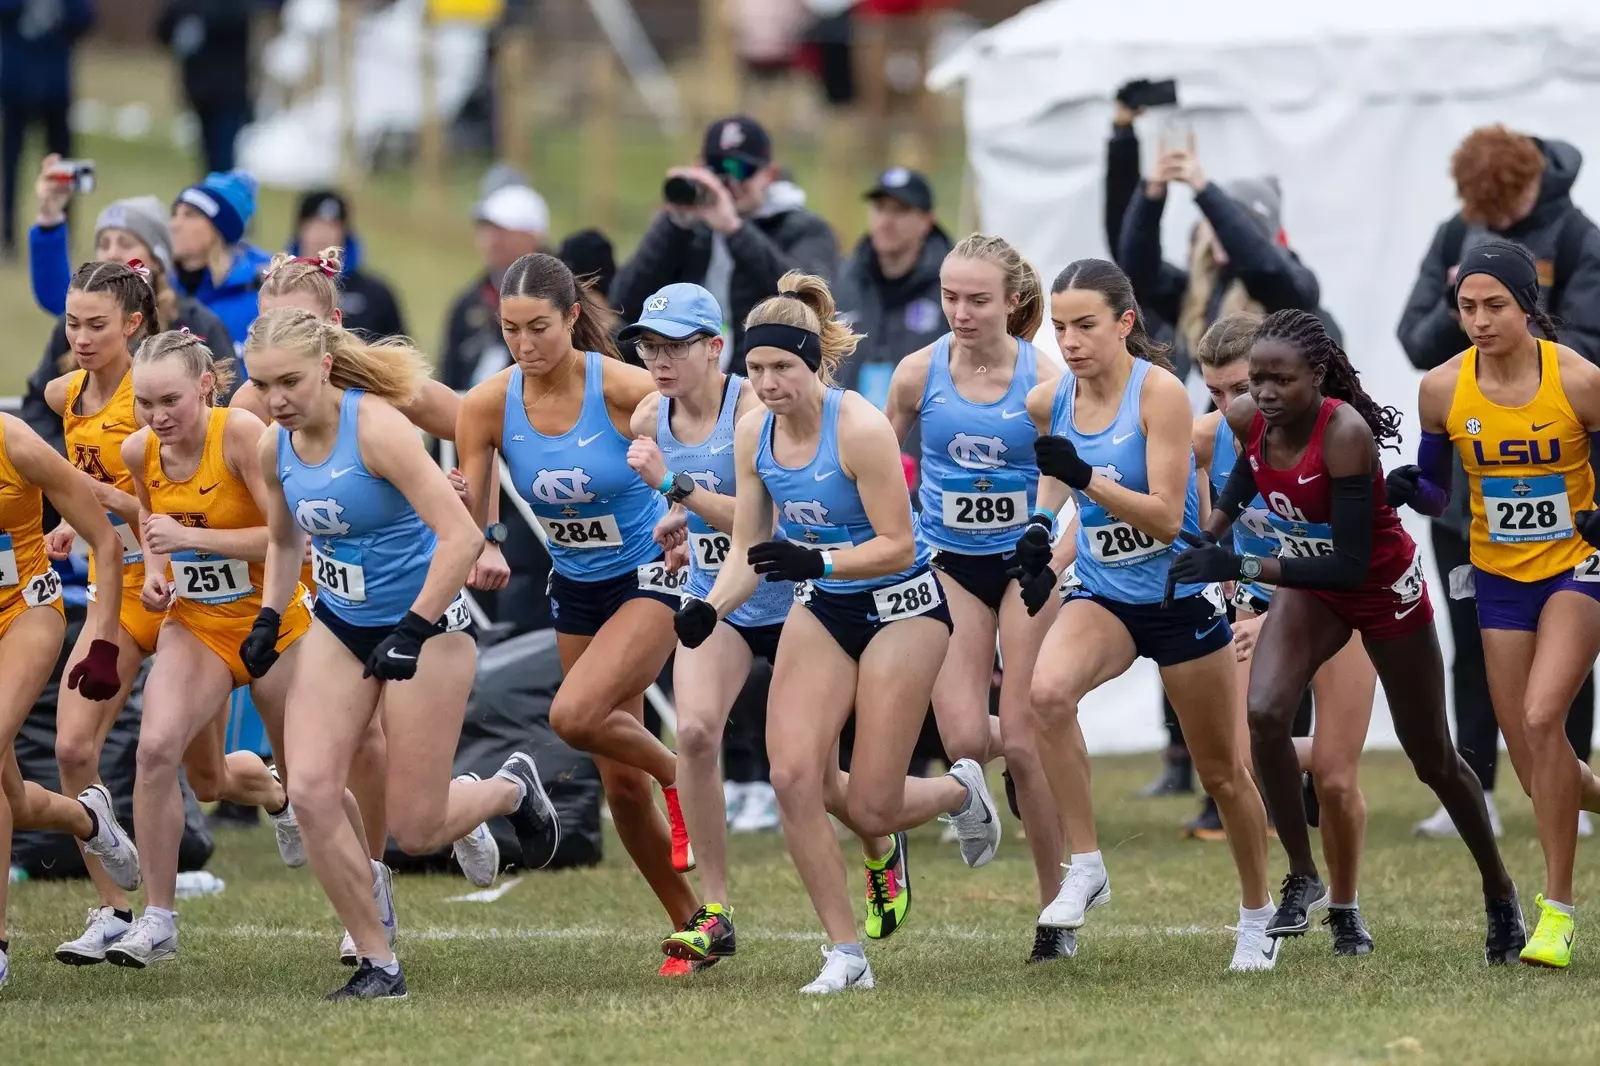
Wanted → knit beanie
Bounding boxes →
[175,170,259,246]
[96,195,173,272]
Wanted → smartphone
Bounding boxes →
[47,159,96,195]
[1121,78,1178,110]
[1161,113,1193,148]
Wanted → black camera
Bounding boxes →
[1117,79,1178,111]
[663,175,714,208]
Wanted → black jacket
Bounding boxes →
[158,0,255,110]
[832,225,952,401]
[612,183,838,373]
[287,234,406,341]
[436,275,507,392]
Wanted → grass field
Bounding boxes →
[5,753,1600,1065]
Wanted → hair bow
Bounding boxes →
[125,258,152,281]
[293,256,339,277]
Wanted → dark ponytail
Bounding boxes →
[68,259,160,352]
[1255,309,1404,451]
[501,252,621,360]
[1051,258,1175,372]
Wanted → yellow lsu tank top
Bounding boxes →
[0,419,63,615]
[62,370,144,588]
[144,408,266,622]
[1448,339,1597,581]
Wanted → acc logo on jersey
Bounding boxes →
[530,468,596,507]
[296,498,351,536]
[948,433,1007,470]
[688,470,723,494]
[782,500,831,526]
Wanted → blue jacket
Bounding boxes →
[0,0,93,105]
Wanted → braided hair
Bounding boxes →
[1254,309,1404,452]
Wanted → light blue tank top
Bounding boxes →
[656,376,790,627]
[278,389,434,627]
[1050,360,1205,605]
[502,353,665,582]
[1212,416,1280,602]
[755,387,929,595]
[916,334,1041,555]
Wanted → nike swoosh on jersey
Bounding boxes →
[1394,602,1421,620]
[1532,421,1557,432]
[198,483,219,495]
[577,433,604,447]
[709,443,732,454]
[330,466,356,478]
[1297,473,1321,484]
[814,469,837,482]
[1112,432,1137,445]
[1001,409,1029,420]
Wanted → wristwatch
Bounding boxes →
[1238,554,1264,583]
[484,522,508,545]
[665,471,697,504]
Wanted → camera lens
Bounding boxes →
[663,176,698,207]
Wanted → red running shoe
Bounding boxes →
[664,785,695,872]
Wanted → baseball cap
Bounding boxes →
[865,167,934,212]
[702,115,772,180]
[296,189,349,228]
[474,184,550,237]
[618,284,724,343]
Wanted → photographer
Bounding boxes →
[612,115,837,372]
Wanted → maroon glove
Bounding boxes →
[67,639,121,701]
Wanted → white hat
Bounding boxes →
[474,185,550,236]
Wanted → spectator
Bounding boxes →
[556,228,617,299]
[1398,125,1600,837]
[0,0,91,256]
[613,115,837,373]
[170,169,272,359]
[158,0,257,175]
[288,189,407,340]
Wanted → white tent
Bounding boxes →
[934,1,1600,752]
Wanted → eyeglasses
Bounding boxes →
[637,337,708,362]
[706,155,762,183]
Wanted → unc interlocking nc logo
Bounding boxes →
[689,470,723,494]
[782,500,830,526]
[530,468,596,506]
[1094,464,1122,483]
[296,498,352,536]
[947,433,1007,470]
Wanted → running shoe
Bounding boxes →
[1485,889,1527,965]
[799,946,874,994]
[450,773,501,887]
[1415,795,1503,839]
[1325,908,1374,956]
[864,832,911,941]
[372,860,398,950]
[55,906,131,965]
[945,758,1001,867]
[1028,925,1078,963]
[1302,772,1320,830]
[0,943,7,990]
[325,958,408,1001]
[1039,862,1110,930]
[266,766,306,868]
[105,913,178,968]
[1267,872,1329,938]
[1137,751,1193,797]
[731,781,780,833]
[663,784,695,871]
[1002,768,1021,820]
[495,752,561,869]
[1229,914,1279,972]
[1520,894,1574,968]
[661,903,736,962]
[339,931,357,967]
[1182,796,1225,841]
[78,783,141,891]
[657,955,719,976]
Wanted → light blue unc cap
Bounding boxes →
[618,283,724,343]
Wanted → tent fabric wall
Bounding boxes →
[935,0,1600,751]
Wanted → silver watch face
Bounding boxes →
[1241,556,1262,580]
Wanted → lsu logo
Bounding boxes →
[1471,438,1560,466]
[948,433,1007,470]
[530,468,596,507]
[296,498,351,536]
[688,470,723,494]
[782,500,831,527]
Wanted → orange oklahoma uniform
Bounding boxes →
[144,408,312,685]
[0,418,66,636]
[62,370,162,651]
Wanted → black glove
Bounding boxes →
[1578,510,1600,549]
[1162,530,1240,608]
[363,610,438,681]
[1385,464,1422,509]
[748,539,827,582]
[239,608,283,679]
[1011,517,1054,576]
[675,597,719,649]
[1015,566,1060,617]
[1034,435,1093,490]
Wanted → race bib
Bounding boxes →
[690,530,730,572]
[1269,516,1334,560]
[539,512,622,550]
[442,593,472,633]
[637,560,685,595]
[1201,582,1227,616]
[793,580,815,606]
[1482,474,1573,543]
[0,534,65,607]
[939,472,1027,532]
[0,533,14,588]
[1058,562,1083,596]
[169,551,252,604]
[1084,519,1167,566]
[871,570,942,622]
[313,544,366,603]
[1576,552,1600,583]
[1390,551,1425,604]
[110,513,143,565]
[1230,580,1275,611]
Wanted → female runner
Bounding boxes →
[456,255,705,977]
[883,234,1072,962]
[0,412,137,987]
[1393,239,1600,966]
[1169,306,1523,964]
[676,272,1001,994]
[1191,312,1380,954]
[243,306,556,1000]
[1011,258,1274,971]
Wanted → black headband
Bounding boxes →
[744,322,822,371]
[1455,244,1541,315]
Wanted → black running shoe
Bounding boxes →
[1028,924,1077,963]
[1302,772,1320,829]
[1182,796,1225,841]
[1002,769,1021,820]
[496,752,560,869]
[1267,872,1329,938]
[1137,753,1194,797]
[1325,908,1374,956]
[1484,889,1527,965]
[325,958,407,1001]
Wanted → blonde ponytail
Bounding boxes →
[743,272,863,386]
[260,246,344,318]
[947,233,1043,339]
[135,328,236,406]
[246,305,425,406]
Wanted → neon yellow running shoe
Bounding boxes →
[864,832,911,941]
[661,903,735,962]
[1520,894,1574,969]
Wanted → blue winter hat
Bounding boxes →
[175,170,259,246]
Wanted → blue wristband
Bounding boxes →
[659,470,676,494]
[1029,507,1057,527]
[821,550,834,578]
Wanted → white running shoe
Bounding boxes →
[78,783,141,891]
[373,860,397,949]
[723,781,748,827]
[0,943,7,989]
[1580,810,1594,839]
[945,758,1001,867]
[1414,795,1503,839]
[730,782,780,834]
[55,906,131,965]
[267,767,306,868]
[105,913,178,968]
[450,773,501,887]
[799,946,874,994]
[339,930,357,967]
[940,820,960,844]
[1039,863,1111,930]
[1229,914,1279,972]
